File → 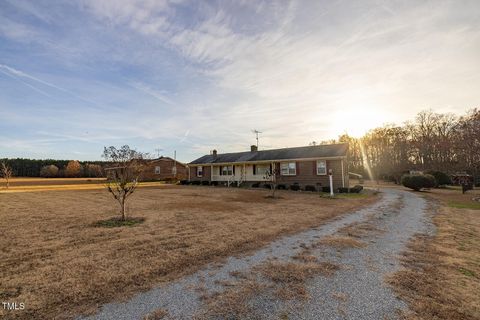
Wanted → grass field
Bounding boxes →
[0,184,376,319]
[0,177,169,193]
[389,187,480,320]
[2,177,107,186]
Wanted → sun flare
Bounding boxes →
[329,108,389,138]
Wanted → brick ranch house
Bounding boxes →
[105,157,187,181]
[188,143,349,190]
[140,156,187,181]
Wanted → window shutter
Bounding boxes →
[296,162,300,175]
[253,165,256,175]
[233,165,235,175]
[313,161,316,175]
[219,166,222,175]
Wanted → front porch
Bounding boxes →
[210,163,272,183]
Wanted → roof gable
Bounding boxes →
[149,157,186,166]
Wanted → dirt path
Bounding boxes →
[80,188,433,320]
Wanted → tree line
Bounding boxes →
[0,158,107,178]
[323,109,479,183]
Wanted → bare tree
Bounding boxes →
[102,145,145,221]
[1,162,13,189]
[264,164,280,198]
[84,164,103,177]
[40,165,59,178]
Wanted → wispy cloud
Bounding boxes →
[0,67,52,97]
[0,64,102,107]
[179,129,189,143]
[130,81,174,105]
[1,64,65,90]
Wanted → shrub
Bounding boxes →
[423,174,436,188]
[337,187,349,193]
[263,183,272,189]
[277,184,287,190]
[290,183,300,191]
[322,186,331,193]
[401,174,436,191]
[201,181,209,185]
[191,180,201,185]
[425,170,452,186]
[350,185,364,193]
[251,182,260,188]
[179,180,188,185]
[305,185,316,192]
[210,181,219,186]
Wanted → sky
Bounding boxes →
[0,0,479,162]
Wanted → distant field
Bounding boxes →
[0,185,376,319]
[2,177,106,187]
[0,177,170,193]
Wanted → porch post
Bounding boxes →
[211,165,213,181]
[271,161,274,182]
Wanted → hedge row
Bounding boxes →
[181,180,364,193]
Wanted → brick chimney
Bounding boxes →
[212,149,217,157]
[250,145,258,152]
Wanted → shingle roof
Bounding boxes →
[149,157,186,166]
[189,143,348,165]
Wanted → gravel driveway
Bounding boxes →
[80,188,433,320]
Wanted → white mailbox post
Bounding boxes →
[329,169,334,197]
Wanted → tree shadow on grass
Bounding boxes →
[264,195,284,199]
[93,217,145,228]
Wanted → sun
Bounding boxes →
[329,108,389,138]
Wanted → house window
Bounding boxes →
[221,165,233,176]
[155,166,161,174]
[197,166,203,177]
[255,164,270,175]
[316,160,327,175]
[280,162,296,175]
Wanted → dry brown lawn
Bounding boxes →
[388,188,480,320]
[0,185,376,319]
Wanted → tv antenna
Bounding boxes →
[252,129,262,148]
[155,148,163,158]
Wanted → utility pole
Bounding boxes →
[173,150,177,178]
[252,129,262,149]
